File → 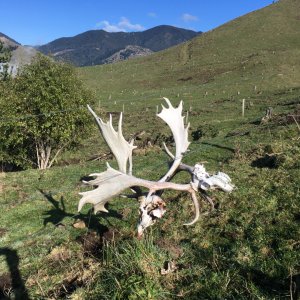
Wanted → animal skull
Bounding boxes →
[137,195,166,238]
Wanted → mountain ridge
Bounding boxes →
[0,32,20,47]
[37,25,201,66]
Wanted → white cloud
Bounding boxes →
[181,13,198,22]
[148,12,157,18]
[96,17,145,32]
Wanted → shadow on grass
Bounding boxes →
[39,189,123,235]
[201,141,235,153]
[240,267,299,299]
[0,248,29,300]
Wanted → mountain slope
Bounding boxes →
[0,32,20,48]
[0,33,37,76]
[37,25,200,66]
[103,45,153,64]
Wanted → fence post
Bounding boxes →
[242,99,245,117]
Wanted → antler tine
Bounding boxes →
[78,165,200,223]
[87,105,136,175]
[183,189,200,226]
[163,142,175,159]
[117,111,123,135]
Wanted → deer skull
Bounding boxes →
[137,195,166,238]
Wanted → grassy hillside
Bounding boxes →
[79,0,300,105]
[0,0,300,298]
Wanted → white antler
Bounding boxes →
[157,98,190,182]
[79,99,234,237]
[87,105,136,174]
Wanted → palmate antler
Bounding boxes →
[87,105,136,175]
[157,98,190,182]
[79,98,234,237]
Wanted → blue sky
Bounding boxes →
[1,0,273,46]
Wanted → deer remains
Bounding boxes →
[78,98,234,237]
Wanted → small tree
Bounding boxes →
[0,41,12,81]
[0,41,12,63]
[0,54,92,169]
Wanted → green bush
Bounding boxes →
[0,54,93,169]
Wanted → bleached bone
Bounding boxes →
[163,143,234,204]
[192,164,234,192]
[78,163,200,224]
[87,105,136,174]
[79,98,234,237]
[157,98,190,182]
[137,195,166,238]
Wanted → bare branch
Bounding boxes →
[48,142,69,168]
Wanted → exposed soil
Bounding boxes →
[156,238,183,259]
[47,275,82,299]
[76,228,120,258]
[0,228,8,238]
[76,231,103,257]
[0,273,11,299]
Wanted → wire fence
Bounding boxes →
[0,93,274,125]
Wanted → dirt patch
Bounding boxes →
[178,76,193,82]
[156,238,183,259]
[102,228,120,242]
[0,228,8,238]
[269,106,300,126]
[76,231,103,257]
[0,273,12,299]
[47,257,102,299]
[226,130,250,138]
[47,275,82,299]
[76,228,121,257]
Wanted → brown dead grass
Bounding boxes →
[0,171,5,194]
